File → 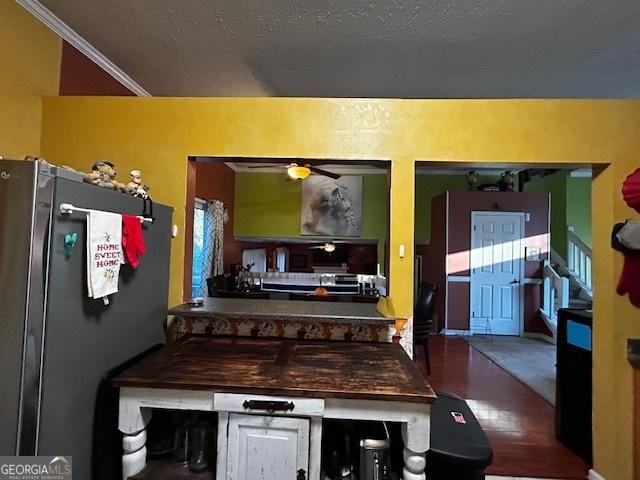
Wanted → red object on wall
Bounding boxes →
[59,41,135,96]
[622,168,640,213]
[617,251,640,307]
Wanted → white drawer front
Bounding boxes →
[214,393,324,417]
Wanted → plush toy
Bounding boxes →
[465,170,480,190]
[477,170,516,192]
[612,220,640,306]
[126,170,150,199]
[83,160,126,191]
[499,170,516,191]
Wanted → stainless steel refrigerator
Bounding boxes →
[0,159,172,477]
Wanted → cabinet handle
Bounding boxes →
[242,400,295,412]
[297,469,306,480]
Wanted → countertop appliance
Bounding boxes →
[0,159,173,478]
[359,422,390,480]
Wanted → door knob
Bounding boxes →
[510,279,520,284]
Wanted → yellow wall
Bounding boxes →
[39,96,640,479]
[0,0,60,157]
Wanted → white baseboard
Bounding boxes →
[440,329,556,343]
[523,331,556,344]
[442,329,471,336]
[588,468,605,480]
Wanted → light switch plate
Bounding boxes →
[526,247,541,261]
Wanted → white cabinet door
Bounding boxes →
[226,414,309,480]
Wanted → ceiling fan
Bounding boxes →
[248,162,341,180]
[309,242,337,253]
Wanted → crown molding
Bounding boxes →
[16,0,151,97]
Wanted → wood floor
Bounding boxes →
[418,335,589,479]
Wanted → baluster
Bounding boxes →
[543,276,551,315]
[568,241,574,271]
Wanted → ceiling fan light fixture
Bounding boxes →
[323,243,336,253]
[287,164,311,180]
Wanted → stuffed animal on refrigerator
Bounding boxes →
[84,160,126,191]
[125,170,150,199]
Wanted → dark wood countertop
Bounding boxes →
[113,336,436,404]
[168,297,393,324]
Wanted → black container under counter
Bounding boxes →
[555,308,592,465]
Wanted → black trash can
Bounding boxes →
[426,392,493,480]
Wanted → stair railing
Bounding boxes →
[567,229,592,292]
[542,260,570,326]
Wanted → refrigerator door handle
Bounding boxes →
[16,166,55,455]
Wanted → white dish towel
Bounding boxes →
[86,210,123,300]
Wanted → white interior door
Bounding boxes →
[470,212,524,335]
[226,414,309,480]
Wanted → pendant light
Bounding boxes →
[287,164,311,180]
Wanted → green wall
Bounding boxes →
[567,176,592,248]
[234,173,388,260]
[234,173,301,237]
[523,170,591,259]
[523,171,568,258]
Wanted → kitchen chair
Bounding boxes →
[414,282,437,375]
[206,275,227,297]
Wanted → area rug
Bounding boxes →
[462,335,557,405]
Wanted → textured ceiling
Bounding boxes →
[41,0,640,97]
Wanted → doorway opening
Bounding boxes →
[184,156,391,303]
[413,162,593,478]
[414,164,592,340]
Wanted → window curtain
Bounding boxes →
[201,199,224,295]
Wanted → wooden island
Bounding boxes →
[115,335,436,480]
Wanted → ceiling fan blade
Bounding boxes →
[247,165,286,169]
[308,166,341,179]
